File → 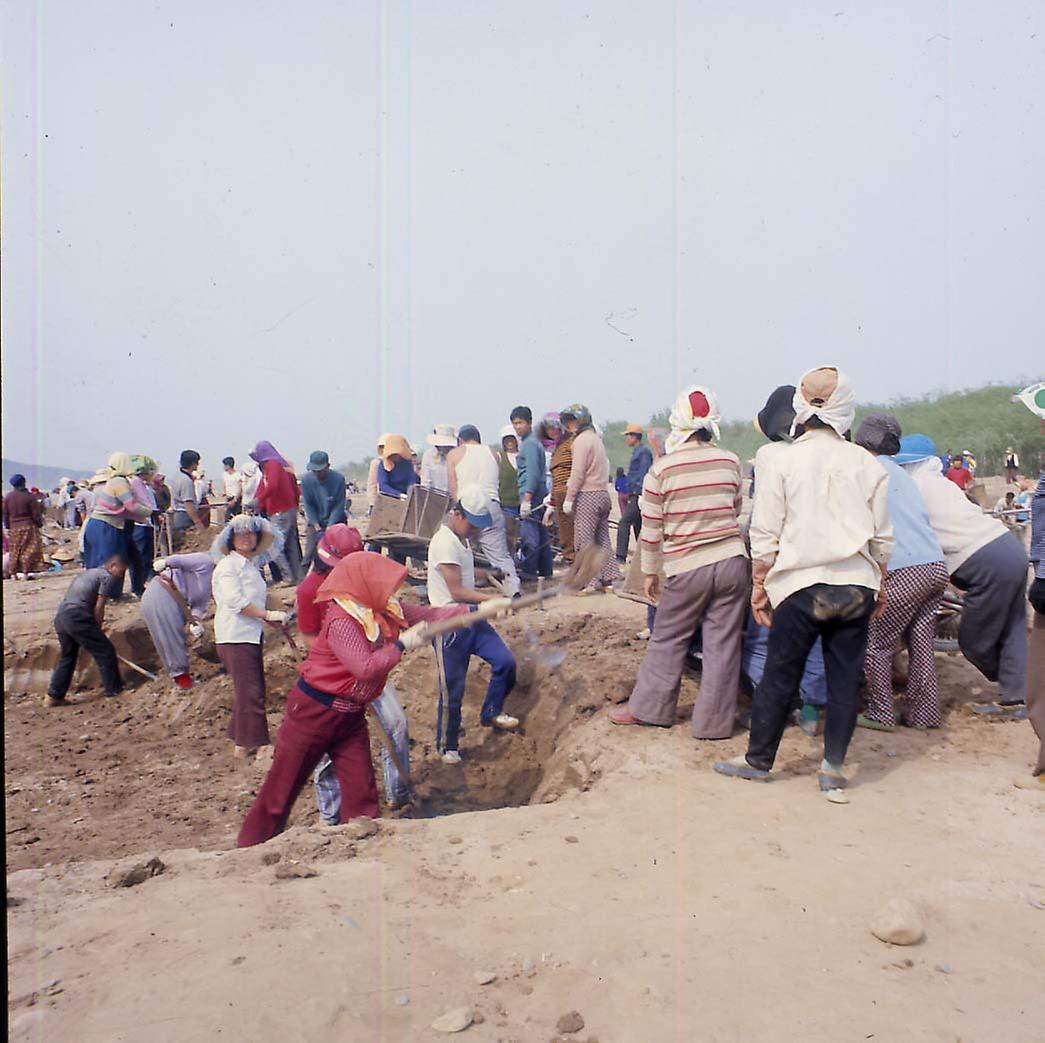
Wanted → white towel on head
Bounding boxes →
[665,385,721,454]
[790,366,856,438]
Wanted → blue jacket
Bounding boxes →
[876,457,945,571]
[300,469,347,528]
[378,458,419,497]
[516,432,547,501]
[626,443,653,496]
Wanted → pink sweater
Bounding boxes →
[566,429,610,499]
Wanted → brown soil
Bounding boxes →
[6,569,1043,1042]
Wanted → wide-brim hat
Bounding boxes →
[623,423,644,437]
[211,514,280,560]
[427,424,458,448]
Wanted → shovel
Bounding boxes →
[420,544,608,643]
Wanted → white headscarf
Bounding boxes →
[665,385,721,454]
[790,366,856,438]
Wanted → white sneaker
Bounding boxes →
[635,627,651,640]
[442,750,462,765]
[492,714,519,731]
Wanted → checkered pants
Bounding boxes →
[864,561,949,727]
[572,490,621,585]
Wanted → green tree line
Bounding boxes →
[602,384,1044,477]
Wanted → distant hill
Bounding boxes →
[2,458,93,491]
[602,384,1045,476]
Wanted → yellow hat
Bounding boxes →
[623,423,644,437]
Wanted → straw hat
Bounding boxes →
[623,423,644,437]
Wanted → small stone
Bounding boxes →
[556,1010,585,1034]
[110,856,165,888]
[564,835,579,843]
[343,818,379,840]
[273,862,318,881]
[448,836,463,845]
[474,970,497,985]
[394,995,410,1006]
[934,963,954,974]
[521,957,535,975]
[431,1006,473,1033]
[260,850,281,865]
[870,898,925,946]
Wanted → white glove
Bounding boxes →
[398,622,430,652]
[152,558,168,573]
[188,622,204,640]
[519,500,532,518]
[563,499,574,515]
[476,597,513,619]
[265,610,288,624]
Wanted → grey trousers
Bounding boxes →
[475,501,520,596]
[140,579,189,677]
[951,532,1028,703]
[628,554,751,739]
[270,508,305,582]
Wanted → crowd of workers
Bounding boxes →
[3,368,1043,846]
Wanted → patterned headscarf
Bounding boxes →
[560,404,593,432]
[666,386,721,454]
[131,454,158,476]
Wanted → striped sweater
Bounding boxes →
[639,442,747,577]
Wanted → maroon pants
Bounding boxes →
[218,641,269,748]
[237,684,379,847]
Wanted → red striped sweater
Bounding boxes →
[639,443,747,577]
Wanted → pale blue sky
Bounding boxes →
[2,1,1042,477]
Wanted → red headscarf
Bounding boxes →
[316,552,408,640]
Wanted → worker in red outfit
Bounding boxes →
[238,552,471,846]
[295,524,364,648]
[295,524,414,814]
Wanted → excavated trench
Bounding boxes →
[3,596,652,871]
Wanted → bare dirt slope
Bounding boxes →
[6,574,1045,1041]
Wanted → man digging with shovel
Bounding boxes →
[427,485,517,765]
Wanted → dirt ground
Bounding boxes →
[5,560,1045,1041]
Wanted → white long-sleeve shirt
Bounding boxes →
[212,551,267,644]
[905,458,1008,574]
[750,428,894,607]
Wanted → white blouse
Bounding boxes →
[212,552,267,644]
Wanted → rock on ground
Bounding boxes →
[871,898,925,946]
[431,1006,473,1033]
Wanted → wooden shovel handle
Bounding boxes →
[419,585,564,641]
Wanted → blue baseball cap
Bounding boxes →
[456,484,493,529]
[894,433,938,465]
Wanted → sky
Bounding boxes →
[2,0,1042,477]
